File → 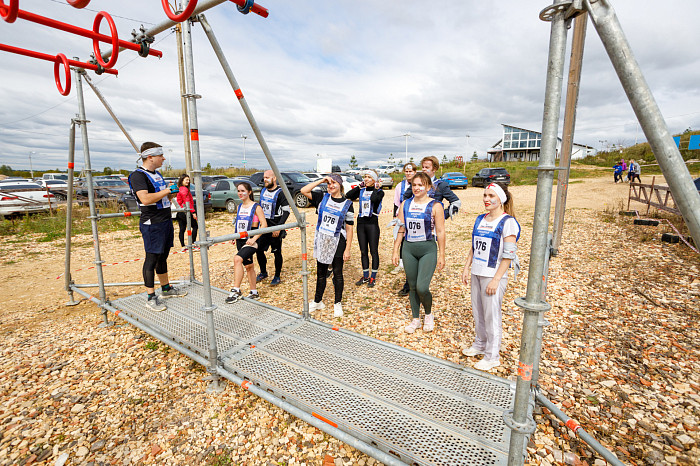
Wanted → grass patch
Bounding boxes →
[0,204,139,242]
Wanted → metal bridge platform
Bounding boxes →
[109,281,522,465]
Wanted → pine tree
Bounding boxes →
[349,155,358,169]
[471,151,478,163]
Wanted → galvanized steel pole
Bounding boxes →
[506,2,568,463]
[74,69,109,325]
[63,120,79,306]
[198,14,310,318]
[552,12,588,255]
[175,21,193,175]
[585,0,700,248]
[82,74,140,153]
[181,16,224,393]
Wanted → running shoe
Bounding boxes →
[404,318,421,334]
[248,291,260,300]
[397,284,410,297]
[423,313,434,332]
[145,296,167,312]
[160,285,187,298]
[225,289,242,304]
[474,359,501,371]
[333,302,343,318]
[367,278,376,288]
[355,277,369,286]
[461,346,485,357]
[308,301,325,312]
[390,263,404,275]
[270,276,282,286]
[256,272,268,283]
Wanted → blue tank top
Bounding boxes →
[316,193,352,237]
[471,213,521,270]
[235,202,260,233]
[128,167,171,209]
[358,187,382,217]
[403,198,435,242]
[259,187,282,220]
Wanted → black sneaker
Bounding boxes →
[368,278,376,288]
[160,285,187,298]
[256,272,268,283]
[355,277,369,286]
[225,289,242,304]
[270,276,281,286]
[247,291,260,300]
[397,285,409,297]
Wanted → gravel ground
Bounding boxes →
[1,176,698,465]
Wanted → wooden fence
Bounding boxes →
[627,176,681,216]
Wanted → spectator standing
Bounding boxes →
[391,162,417,274]
[255,170,290,286]
[613,162,623,183]
[628,159,641,183]
[175,174,198,249]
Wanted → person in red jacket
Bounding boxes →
[175,174,198,248]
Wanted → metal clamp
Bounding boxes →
[514,297,551,313]
[540,0,584,22]
[526,165,568,171]
[503,409,537,434]
[182,93,202,100]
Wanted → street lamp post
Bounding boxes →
[29,151,35,179]
[241,134,247,170]
[403,133,410,164]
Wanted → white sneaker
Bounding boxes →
[462,346,485,357]
[474,358,501,371]
[423,313,435,332]
[308,301,325,312]
[333,302,343,317]
[391,262,404,275]
[404,318,421,334]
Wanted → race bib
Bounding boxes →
[237,220,249,232]
[318,212,340,235]
[261,201,272,218]
[473,236,492,263]
[361,200,370,215]
[406,219,425,242]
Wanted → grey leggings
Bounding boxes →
[402,240,437,318]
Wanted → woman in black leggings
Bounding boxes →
[345,170,384,287]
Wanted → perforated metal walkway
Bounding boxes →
[110,282,520,465]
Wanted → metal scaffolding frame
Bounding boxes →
[37,0,697,464]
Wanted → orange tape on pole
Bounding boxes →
[517,361,533,381]
[312,412,338,428]
[235,89,243,100]
[190,129,199,141]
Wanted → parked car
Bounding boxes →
[471,167,511,187]
[249,171,325,208]
[376,164,398,174]
[0,180,53,216]
[694,176,700,192]
[95,175,125,182]
[440,172,469,189]
[303,172,324,182]
[76,179,131,200]
[377,173,394,189]
[42,173,68,181]
[119,187,212,213]
[163,177,178,186]
[36,179,70,201]
[316,172,361,194]
[209,178,262,212]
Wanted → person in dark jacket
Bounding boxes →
[255,170,291,286]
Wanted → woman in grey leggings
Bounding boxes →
[391,172,446,333]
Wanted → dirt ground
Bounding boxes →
[1,175,698,465]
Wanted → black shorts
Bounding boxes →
[258,231,285,253]
[236,239,258,266]
[140,220,174,254]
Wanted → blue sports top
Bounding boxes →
[358,187,382,217]
[128,167,171,209]
[316,193,352,237]
[259,187,282,220]
[403,198,436,242]
[235,202,260,233]
[471,213,521,277]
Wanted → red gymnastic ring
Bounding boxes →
[92,11,119,69]
[0,0,19,23]
[66,0,91,8]
[161,0,198,22]
[54,53,71,96]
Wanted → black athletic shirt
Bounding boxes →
[129,169,172,224]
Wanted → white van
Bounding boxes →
[376,164,397,174]
[42,173,69,181]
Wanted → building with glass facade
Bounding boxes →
[487,124,595,162]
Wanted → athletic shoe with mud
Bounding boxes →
[367,278,376,288]
[247,291,260,300]
[160,285,187,298]
[397,284,410,297]
[404,318,421,334]
[256,272,268,283]
[225,289,242,304]
[270,276,281,286]
[355,277,369,286]
[146,296,167,312]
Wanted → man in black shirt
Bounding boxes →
[255,170,291,286]
[128,142,187,311]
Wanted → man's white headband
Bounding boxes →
[485,183,507,204]
[141,147,164,158]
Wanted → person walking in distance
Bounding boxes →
[391,162,417,275]
[399,155,459,297]
[175,173,198,249]
[225,182,268,303]
[301,174,354,318]
[128,142,187,312]
[345,169,384,288]
[461,182,520,371]
[392,172,446,333]
[627,159,641,183]
[255,170,290,286]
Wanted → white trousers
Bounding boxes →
[470,274,508,362]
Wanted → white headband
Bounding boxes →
[362,170,378,182]
[485,183,507,204]
[141,147,164,158]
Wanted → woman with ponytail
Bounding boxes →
[461,182,520,371]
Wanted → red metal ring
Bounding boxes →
[54,53,71,96]
[66,0,90,8]
[92,11,119,69]
[161,0,198,22]
[0,0,19,23]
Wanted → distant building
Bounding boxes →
[487,124,595,162]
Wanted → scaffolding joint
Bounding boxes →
[503,409,537,435]
[514,297,551,313]
[540,0,585,22]
[182,92,202,100]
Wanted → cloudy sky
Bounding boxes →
[1,0,699,173]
